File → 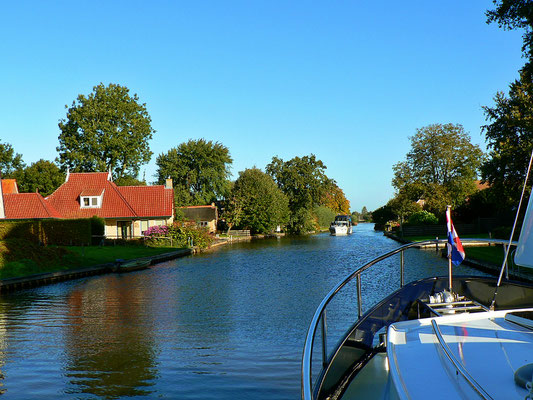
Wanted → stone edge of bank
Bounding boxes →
[0,248,194,293]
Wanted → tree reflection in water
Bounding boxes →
[63,275,157,398]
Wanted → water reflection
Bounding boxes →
[0,224,489,399]
[63,275,158,398]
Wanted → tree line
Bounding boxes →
[1,83,353,234]
[373,0,533,231]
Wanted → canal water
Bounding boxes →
[0,224,487,399]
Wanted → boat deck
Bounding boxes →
[387,310,533,399]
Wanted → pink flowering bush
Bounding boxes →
[143,225,169,237]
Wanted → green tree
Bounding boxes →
[407,210,438,226]
[372,204,395,229]
[225,168,289,234]
[393,123,484,212]
[156,139,232,206]
[482,74,533,205]
[17,159,65,196]
[114,175,147,186]
[487,1,533,77]
[266,154,331,233]
[314,205,337,229]
[57,83,154,179]
[0,140,24,178]
[360,206,373,222]
[388,194,422,228]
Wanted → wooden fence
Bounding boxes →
[227,230,251,237]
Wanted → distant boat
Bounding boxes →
[329,215,353,236]
[115,259,151,273]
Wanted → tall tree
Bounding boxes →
[156,139,232,205]
[482,74,533,204]
[393,123,484,212]
[57,83,154,179]
[321,183,350,214]
[487,0,533,77]
[0,140,24,178]
[225,168,289,234]
[17,159,65,196]
[266,154,331,233]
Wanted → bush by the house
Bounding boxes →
[0,219,99,246]
[407,211,439,226]
[143,222,213,249]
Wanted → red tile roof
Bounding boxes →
[4,193,62,219]
[118,185,174,217]
[45,172,173,219]
[80,189,105,196]
[475,180,490,191]
[2,179,18,194]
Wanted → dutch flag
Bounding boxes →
[446,207,465,266]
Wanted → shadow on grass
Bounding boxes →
[0,240,180,280]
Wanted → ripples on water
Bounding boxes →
[0,224,487,399]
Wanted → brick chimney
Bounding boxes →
[165,178,173,189]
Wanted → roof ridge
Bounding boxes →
[35,192,58,218]
[108,180,138,217]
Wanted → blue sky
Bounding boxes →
[0,1,525,211]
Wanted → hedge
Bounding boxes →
[0,217,105,246]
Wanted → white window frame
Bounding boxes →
[80,195,102,209]
[140,220,149,235]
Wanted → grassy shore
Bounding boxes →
[0,240,179,279]
[402,233,507,266]
[402,233,491,242]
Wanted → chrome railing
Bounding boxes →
[301,238,516,400]
[430,319,492,399]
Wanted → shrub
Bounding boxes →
[407,211,438,226]
[168,222,213,249]
[143,225,169,237]
[90,216,105,245]
[491,226,520,241]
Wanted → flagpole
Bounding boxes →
[447,205,452,291]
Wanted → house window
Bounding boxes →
[140,220,149,234]
[80,195,102,208]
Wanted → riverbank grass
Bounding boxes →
[0,240,179,279]
[64,245,178,267]
[402,233,491,242]
[401,233,508,266]
[464,246,512,267]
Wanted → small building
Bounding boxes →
[180,204,218,233]
[43,172,174,239]
[0,179,62,220]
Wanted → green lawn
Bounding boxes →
[465,245,511,266]
[401,233,512,266]
[0,242,180,280]
[403,233,491,242]
[65,245,179,267]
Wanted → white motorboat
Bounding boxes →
[302,162,533,399]
[329,215,353,236]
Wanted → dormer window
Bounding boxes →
[80,189,104,208]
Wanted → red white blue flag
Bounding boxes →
[446,207,465,266]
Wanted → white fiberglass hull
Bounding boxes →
[330,225,352,236]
